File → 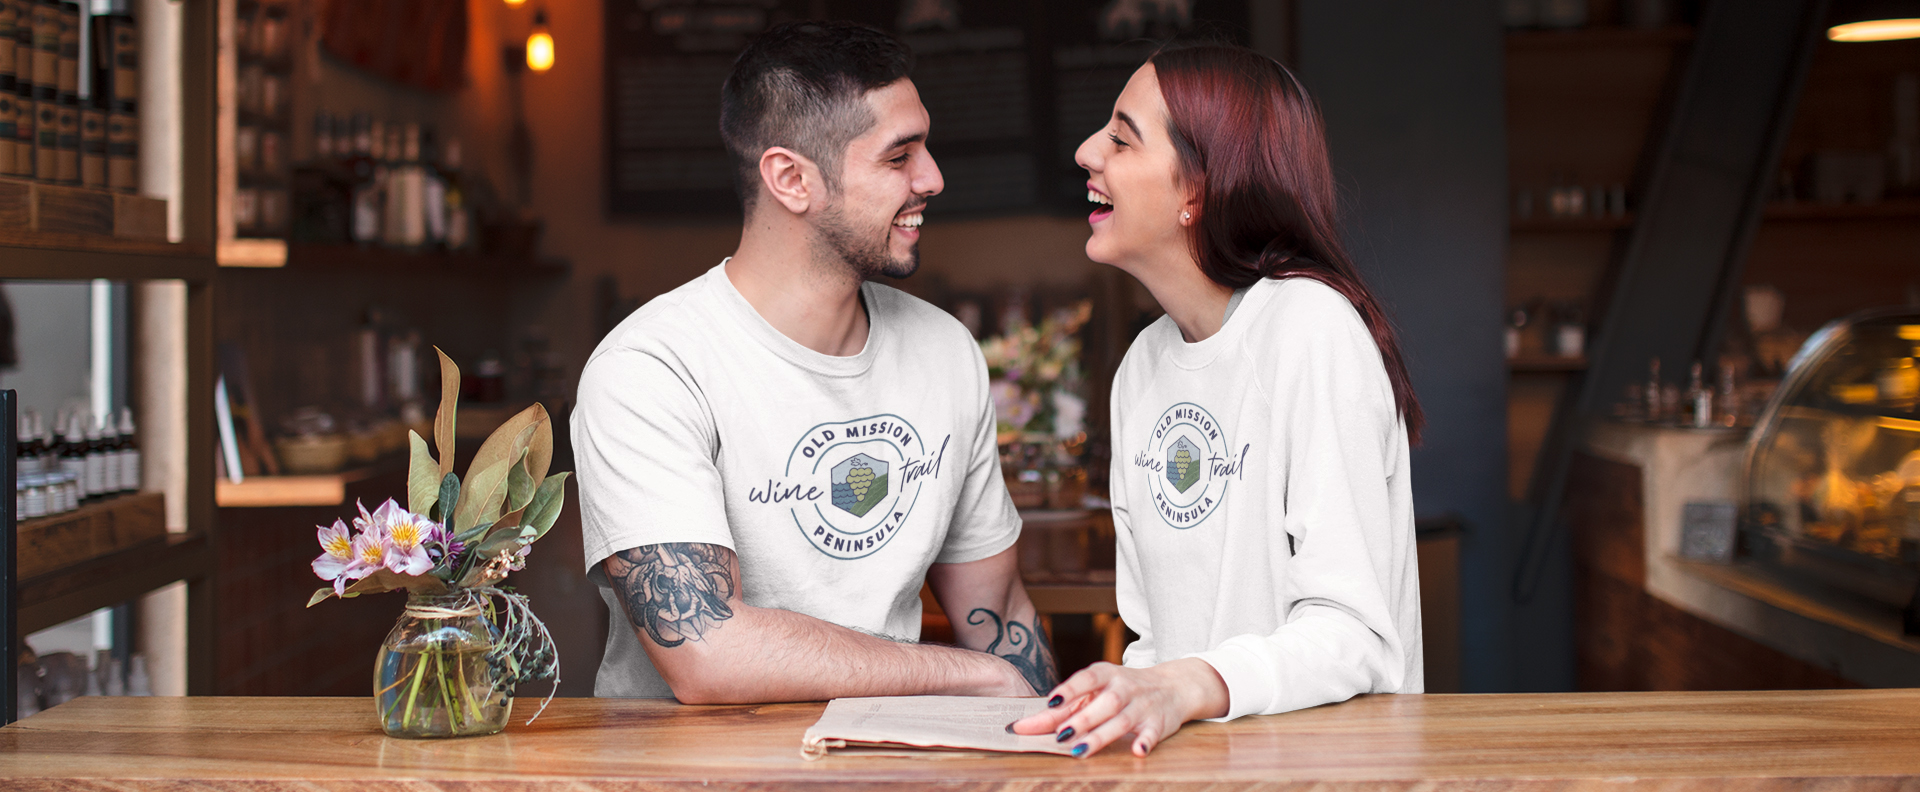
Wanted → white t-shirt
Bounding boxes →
[1109,276,1423,720]
[573,261,1021,698]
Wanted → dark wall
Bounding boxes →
[1297,1,1537,691]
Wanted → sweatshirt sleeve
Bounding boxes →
[1108,374,1157,668]
[1189,284,1412,720]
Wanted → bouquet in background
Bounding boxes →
[306,348,568,737]
[980,300,1092,443]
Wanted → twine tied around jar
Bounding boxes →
[403,600,484,620]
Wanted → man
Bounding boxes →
[573,21,1055,703]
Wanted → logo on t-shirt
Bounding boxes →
[1137,402,1246,529]
[751,414,949,560]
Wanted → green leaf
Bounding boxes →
[525,413,554,491]
[506,453,536,514]
[522,472,571,542]
[455,421,538,536]
[407,431,441,516]
[433,347,460,476]
[434,472,462,528]
[305,587,337,608]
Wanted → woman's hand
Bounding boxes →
[1009,658,1229,758]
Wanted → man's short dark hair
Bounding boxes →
[720,21,914,210]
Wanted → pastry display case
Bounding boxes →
[1743,307,1920,631]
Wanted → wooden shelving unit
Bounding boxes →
[1504,23,1695,498]
[17,493,168,579]
[1,0,220,699]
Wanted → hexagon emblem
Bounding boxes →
[829,453,890,518]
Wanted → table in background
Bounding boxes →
[6,691,1919,789]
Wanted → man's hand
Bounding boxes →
[602,542,1030,704]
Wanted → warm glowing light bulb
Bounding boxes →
[1828,18,1920,41]
[504,0,526,6]
[527,26,554,72]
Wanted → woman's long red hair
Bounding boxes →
[1151,45,1425,444]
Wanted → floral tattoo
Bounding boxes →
[967,608,1059,695]
[607,543,736,648]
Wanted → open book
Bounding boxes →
[801,696,1078,759]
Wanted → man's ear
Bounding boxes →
[759,147,818,215]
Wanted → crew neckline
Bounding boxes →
[711,259,882,378]
[1163,278,1277,370]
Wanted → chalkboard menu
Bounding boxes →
[604,0,1250,217]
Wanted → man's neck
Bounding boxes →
[728,220,871,357]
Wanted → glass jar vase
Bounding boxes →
[374,592,513,738]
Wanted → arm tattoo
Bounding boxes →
[606,543,736,648]
[967,608,1060,695]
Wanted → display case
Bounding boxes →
[1743,307,1920,632]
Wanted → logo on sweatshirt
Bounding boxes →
[1138,402,1243,529]
[749,414,951,560]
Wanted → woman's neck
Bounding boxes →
[1128,251,1235,344]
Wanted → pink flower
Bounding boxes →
[312,519,353,583]
[382,514,436,576]
[355,498,436,576]
[341,529,392,590]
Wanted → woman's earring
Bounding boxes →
[1181,211,1191,222]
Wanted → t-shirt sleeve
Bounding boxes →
[573,345,734,587]
[933,342,1021,565]
[1190,286,1413,720]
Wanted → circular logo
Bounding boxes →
[1143,402,1231,529]
[783,414,935,559]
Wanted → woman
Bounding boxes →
[1010,45,1425,757]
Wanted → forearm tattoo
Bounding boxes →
[606,543,736,648]
[967,608,1060,695]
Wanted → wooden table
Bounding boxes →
[4,690,1919,789]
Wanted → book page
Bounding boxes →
[801,696,1076,759]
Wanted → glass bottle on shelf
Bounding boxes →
[349,114,381,244]
[82,416,105,496]
[59,411,85,497]
[1687,361,1712,429]
[441,137,472,252]
[117,406,139,492]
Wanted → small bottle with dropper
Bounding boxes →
[117,407,139,492]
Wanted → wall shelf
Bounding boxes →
[282,243,568,278]
[17,493,169,579]
[1762,199,1920,222]
[0,233,214,282]
[1506,25,1696,51]
[1510,355,1590,372]
[16,532,211,636]
[1512,215,1634,232]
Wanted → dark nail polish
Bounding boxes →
[1048,694,1064,707]
[1072,743,1089,757]
[1005,722,1018,734]
[1055,726,1075,743]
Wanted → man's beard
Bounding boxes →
[814,199,920,281]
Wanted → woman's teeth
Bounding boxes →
[893,213,924,228]
[1088,190,1112,206]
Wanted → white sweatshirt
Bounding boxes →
[1108,276,1422,720]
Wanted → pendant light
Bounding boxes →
[526,10,555,72]
[1829,0,1920,41]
